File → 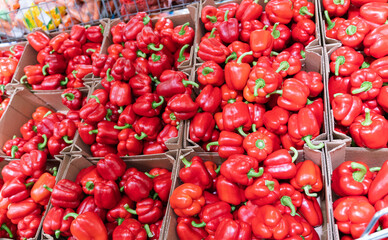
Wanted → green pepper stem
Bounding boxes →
[42,64,49,76]
[43,184,53,192]
[178,44,190,63]
[299,6,313,16]
[143,15,150,25]
[192,221,206,228]
[20,75,27,84]
[85,181,94,191]
[145,172,156,178]
[63,212,79,220]
[209,28,217,38]
[361,62,370,69]
[99,24,104,34]
[280,196,297,216]
[152,53,161,62]
[105,109,112,121]
[43,111,52,118]
[38,134,48,150]
[266,89,283,98]
[25,182,34,188]
[32,125,37,132]
[361,108,372,126]
[117,218,124,226]
[301,50,306,59]
[120,186,124,192]
[276,61,290,73]
[137,50,146,58]
[202,67,214,76]
[215,165,221,174]
[1,224,13,238]
[303,185,317,197]
[50,167,58,177]
[106,68,114,82]
[289,147,298,162]
[306,98,314,105]
[11,145,18,158]
[72,70,78,79]
[55,229,61,239]
[134,132,147,140]
[148,43,164,52]
[114,124,132,130]
[370,167,381,172]
[223,10,229,21]
[206,141,219,151]
[352,81,373,94]
[225,52,237,64]
[182,80,199,88]
[144,224,154,238]
[247,167,264,179]
[170,112,176,121]
[255,139,266,150]
[346,25,357,36]
[271,22,280,39]
[302,135,324,150]
[236,126,248,137]
[62,93,75,101]
[252,124,257,132]
[270,51,279,56]
[237,51,253,64]
[265,180,275,191]
[152,96,164,109]
[86,48,96,53]
[89,95,100,104]
[333,0,345,5]
[152,192,158,200]
[206,15,217,23]
[179,22,190,35]
[254,78,265,97]
[351,162,367,182]
[89,129,98,134]
[124,204,137,215]
[181,156,192,168]
[335,56,345,76]
[9,46,15,54]
[63,136,73,144]
[228,99,236,103]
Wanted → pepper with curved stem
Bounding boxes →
[280,196,297,216]
[38,134,48,150]
[191,221,206,228]
[225,51,253,90]
[177,44,190,63]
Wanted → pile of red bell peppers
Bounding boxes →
[0,150,56,239]
[38,154,171,240]
[191,0,325,155]
[0,45,24,95]
[76,12,196,156]
[23,23,104,90]
[330,160,388,239]
[325,1,388,148]
[2,105,80,158]
[170,152,323,239]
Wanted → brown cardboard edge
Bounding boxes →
[317,0,342,46]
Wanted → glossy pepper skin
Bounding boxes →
[298,194,323,227]
[50,179,83,209]
[364,24,388,58]
[216,175,246,205]
[266,0,293,24]
[179,156,212,190]
[1,160,26,183]
[27,31,50,51]
[217,11,239,44]
[332,93,363,127]
[337,17,370,48]
[172,22,195,45]
[177,217,208,240]
[152,171,172,202]
[128,198,163,224]
[333,196,376,238]
[156,75,197,99]
[23,65,45,85]
[252,205,289,240]
[274,183,303,216]
[170,183,205,217]
[106,196,134,224]
[369,160,388,204]
[290,160,323,197]
[20,150,47,178]
[263,106,289,135]
[371,56,388,82]
[129,73,152,97]
[124,168,153,202]
[17,214,41,239]
[272,51,302,78]
[222,101,252,134]
[288,108,325,150]
[61,88,82,110]
[31,170,56,205]
[263,148,298,180]
[198,38,231,63]
[117,129,143,156]
[77,196,107,222]
[243,130,275,161]
[94,180,121,209]
[3,137,26,159]
[112,218,146,240]
[349,108,388,149]
[250,29,274,58]
[206,131,244,158]
[377,86,388,112]
[244,173,280,206]
[196,201,233,235]
[236,0,262,22]
[323,0,350,17]
[350,68,382,101]
[291,19,316,46]
[65,212,108,240]
[1,178,34,203]
[7,198,41,224]
[43,207,74,238]
[195,85,221,113]
[79,101,107,125]
[197,61,224,86]
[294,71,323,97]
[240,20,265,43]
[97,154,126,181]
[189,112,216,143]
[332,161,374,197]
[214,218,251,240]
[167,94,199,120]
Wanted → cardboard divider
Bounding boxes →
[195,0,322,65]
[7,19,110,92]
[0,154,70,240]
[325,142,388,239]
[164,147,331,239]
[184,47,329,151]
[0,86,91,157]
[41,152,177,239]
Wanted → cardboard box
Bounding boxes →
[164,147,331,239]
[41,152,177,239]
[184,47,330,151]
[194,0,322,64]
[0,154,70,240]
[0,87,91,157]
[7,19,110,92]
[325,142,388,239]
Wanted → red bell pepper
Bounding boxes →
[0,209,14,238]
[31,169,56,205]
[269,23,291,52]
[1,160,26,182]
[1,178,34,203]
[243,128,276,161]
[132,116,162,141]
[136,26,161,54]
[20,149,46,179]
[332,93,362,127]
[109,81,132,107]
[94,180,121,209]
[124,198,163,224]
[236,0,262,22]
[53,119,76,144]
[106,195,134,224]
[350,68,383,101]
[370,56,388,82]
[79,101,107,125]
[172,22,195,45]
[22,134,48,154]
[179,156,212,189]
[167,93,199,120]
[250,29,274,58]
[23,65,45,85]
[49,179,83,209]
[27,31,50,51]
[92,54,116,78]
[3,137,26,159]
[377,86,388,112]
[9,45,24,60]
[195,85,221,113]
[43,207,74,238]
[334,196,376,238]
[294,71,323,97]
[224,51,253,91]
[17,214,41,239]
[298,194,323,228]
[77,196,107,222]
[263,147,298,179]
[273,183,303,216]
[272,51,302,78]
[375,195,388,229]
[330,46,364,77]
[323,0,350,17]
[263,106,289,135]
[156,76,197,99]
[70,24,86,44]
[201,6,219,31]
[214,218,251,239]
[325,11,345,40]
[337,17,370,48]
[206,131,244,158]
[293,0,314,22]
[368,160,388,205]
[97,153,126,181]
[7,198,41,224]
[61,88,82,110]
[148,52,172,78]
[64,212,108,240]
[85,24,104,43]
[350,108,388,148]
[113,218,146,239]
[170,183,205,217]
[216,11,239,44]
[244,67,281,103]
[290,160,323,197]
[197,61,224,86]
[240,20,265,43]
[123,168,153,202]
[244,173,280,206]
[266,0,294,24]
[91,143,117,157]
[222,101,252,134]
[42,53,67,75]
[189,112,215,143]
[117,129,143,156]
[129,73,152,97]
[291,19,316,46]
[198,38,231,63]
[252,205,289,239]
[216,175,246,205]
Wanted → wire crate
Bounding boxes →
[0,0,197,44]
